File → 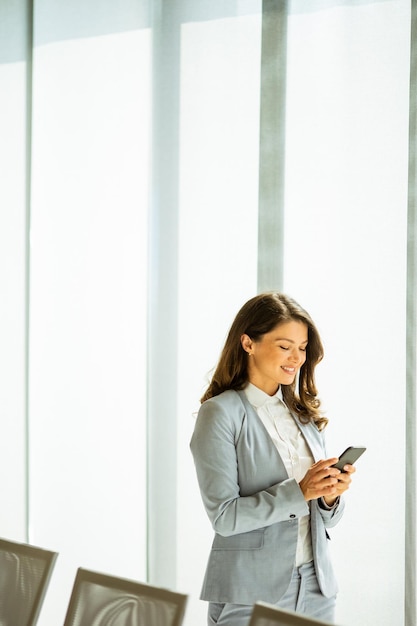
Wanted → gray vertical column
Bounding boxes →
[257,0,287,292]
[147,0,180,589]
[405,3,417,625]
[25,0,34,544]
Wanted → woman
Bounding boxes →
[190,292,355,626]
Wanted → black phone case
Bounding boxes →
[332,446,366,471]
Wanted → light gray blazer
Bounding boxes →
[190,389,345,605]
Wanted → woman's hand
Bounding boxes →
[299,458,356,505]
[299,458,341,502]
[322,462,356,506]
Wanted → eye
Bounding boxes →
[279,346,290,351]
[299,347,307,352]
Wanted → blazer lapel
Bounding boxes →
[237,390,290,479]
[291,413,324,462]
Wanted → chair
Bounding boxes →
[63,567,188,626]
[249,602,336,626]
[0,536,58,626]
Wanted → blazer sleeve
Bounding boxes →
[315,495,345,528]
[190,393,310,537]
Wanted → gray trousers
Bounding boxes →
[207,561,337,626]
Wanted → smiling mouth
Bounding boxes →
[281,367,296,373]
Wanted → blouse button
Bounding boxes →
[289,514,296,519]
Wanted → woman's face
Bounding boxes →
[242,320,308,396]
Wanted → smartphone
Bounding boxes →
[332,446,366,472]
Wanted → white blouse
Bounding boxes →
[244,382,314,566]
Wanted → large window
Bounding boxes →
[0,1,414,625]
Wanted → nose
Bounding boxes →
[288,349,301,363]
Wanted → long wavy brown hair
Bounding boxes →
[201,292,328,430]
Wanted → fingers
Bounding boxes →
[300,458,357,501]
[299,459,341,501]
[312,458,340,480]
[336,464,354,486]
[313,457,339,470]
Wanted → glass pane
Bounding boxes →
[0,0,28,541]
[284,2,410,624]
[176,3,262,624]
[29,3,151,622]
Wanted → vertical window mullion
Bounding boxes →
[405,3,417,625]
[257,0,287,292]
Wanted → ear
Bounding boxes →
[241,334,253,354]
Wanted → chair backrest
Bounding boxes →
[249,602,336,626]
[0,537,58,626]
[63,568,188,626]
